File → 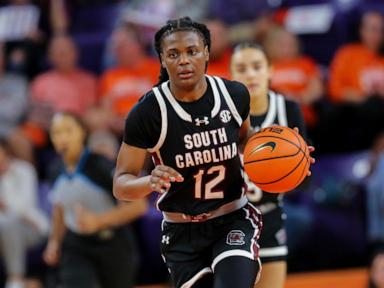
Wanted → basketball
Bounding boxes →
[243,126,310,193]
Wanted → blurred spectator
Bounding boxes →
[98,25,158,133]
[329,11,384,103]
[24,35,97,147]
[49,0,69,35]
[118,0,209,48]
[315,11,384,152]
[264,26,324,126]
[121,0,208,24]
[228,13,279,46]
[0,42,34,163]
[208,0,271,25]
[205,18,232,79]
[370,251,384,288]
[44,112,147,288]
[0,137,49,288]
[1,0,69,79]
[0,0,40,42]
[366,133,384,249]
[88,130,119,161]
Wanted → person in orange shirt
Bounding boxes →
[205,18,232,79]
[313,11,384,152]
[264,27,323,126]
[98,25,159,133]
[329,11,384,103]
[24,35,97,147]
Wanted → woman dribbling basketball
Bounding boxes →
[230,43,314,288]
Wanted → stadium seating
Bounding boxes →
[285,151,371,271]
[69,3,120,74]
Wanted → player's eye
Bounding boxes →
[252,63,263,71]
[189,49,198,56]
[236,66,246,73]
[168,52,178,59]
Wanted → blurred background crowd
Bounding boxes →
[0,0,383,287]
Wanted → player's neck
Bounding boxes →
[170,77,207,102]
[250,93,268,116]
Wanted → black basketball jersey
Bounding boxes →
[245,90,305,213]
[124,76,250,215]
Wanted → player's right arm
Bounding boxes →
[113,143,152,200]
[113,143,183,200]
[114,92,183,201]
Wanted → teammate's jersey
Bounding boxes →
[245,90,305,213]
[124,76,250,215]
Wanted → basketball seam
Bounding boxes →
[244,151,301,164]
[292,145,310,188]
[250,149,307,185]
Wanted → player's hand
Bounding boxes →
[75,204,102,234]
[293,127,315,176]
[43,240,61,266]
[307,146,315,176]
[149,165,184,193]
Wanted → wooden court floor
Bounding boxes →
[285,268,369,288]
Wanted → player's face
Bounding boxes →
[49,36,78,72]
[160,31,209,89]
[50,114,86,164]
[230,48,271,99]
[371,254,384,287]
[360,12,384,52]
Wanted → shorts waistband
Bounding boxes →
[162,196,248,223]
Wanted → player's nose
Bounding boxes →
[178,53,190,65]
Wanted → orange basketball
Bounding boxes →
[243,126,310,193]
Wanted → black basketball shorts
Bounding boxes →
[258,208,288,263]
[160,203,262,288]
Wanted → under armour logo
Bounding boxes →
[162,235,170,245]
[220,110,232,123]
[194,117,209,126]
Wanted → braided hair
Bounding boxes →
[154,17,211,85]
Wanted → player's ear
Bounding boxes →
[204,46,209,62]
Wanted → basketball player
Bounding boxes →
[230,43,314,288]
[114,17,262,288]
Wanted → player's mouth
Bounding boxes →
[58,146,69,156]
[246,83,259,90]
[178,70,194,79]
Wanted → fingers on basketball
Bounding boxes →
[243,126,310,193]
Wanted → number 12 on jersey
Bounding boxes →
[193,165,226,199]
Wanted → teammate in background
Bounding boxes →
[114,17,263,288]
[230,43,311,288]
[370,250,384,288]
[43,112,147,288]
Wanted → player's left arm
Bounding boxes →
[286,100,315,175]
[286,100,307,141]
[226,79,251,148]
[239,116,252,148]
